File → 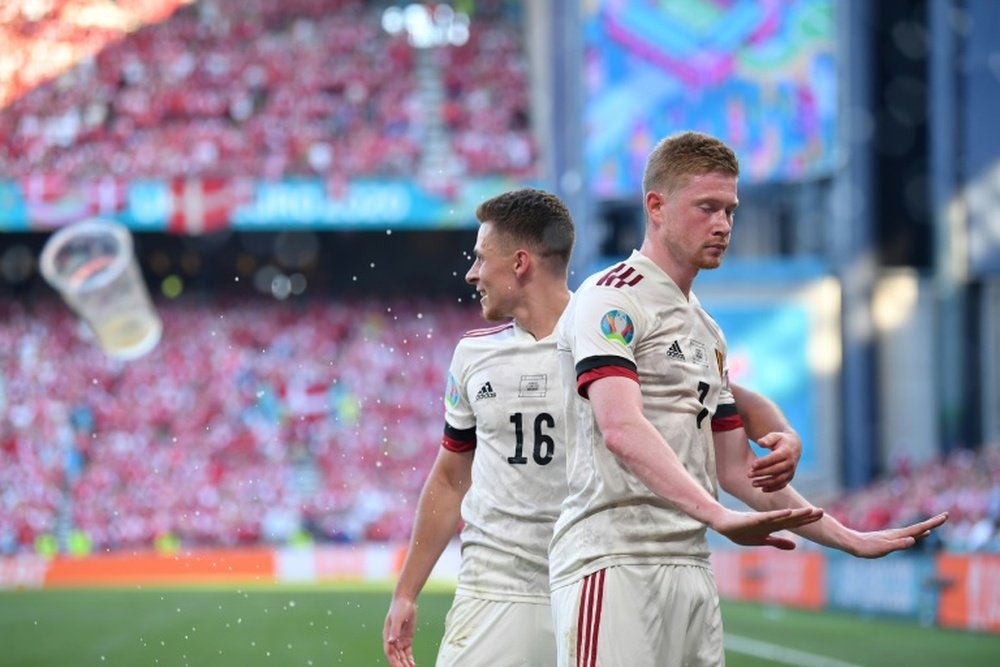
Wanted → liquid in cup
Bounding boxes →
[40,219,162,360]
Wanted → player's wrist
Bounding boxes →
[390,584,421,605]
[832,526,863,556]
[702,504,733,531]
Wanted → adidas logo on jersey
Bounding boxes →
[475,382,496,401]
[666,340,686,361]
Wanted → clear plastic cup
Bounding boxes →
[40,219,162,360]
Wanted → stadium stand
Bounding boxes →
[0,297,481,554]
[2,297,999,556]
[2,0,996,561]
[0,0,536,181]
[822,448,1000,553]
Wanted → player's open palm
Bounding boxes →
[384,597,418,667]
[849,512,949,558]
[714,507,824,550]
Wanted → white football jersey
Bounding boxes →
[443,320,568,602]
[550,250,741,589]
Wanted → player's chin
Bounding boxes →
[699,250,726,269]
[699,258,724,270]
[480,303,505,322]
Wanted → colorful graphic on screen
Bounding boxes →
[584,0,837,198]
[709,302,816,475]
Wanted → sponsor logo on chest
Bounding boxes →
[666,339,710,367]
[474,374,550,401]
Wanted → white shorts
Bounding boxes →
[436,594,556,667]
[551,563,724,667]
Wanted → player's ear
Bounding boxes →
[645,190,667,227]
[512,248,532,278]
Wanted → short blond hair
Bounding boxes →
[642,131,739,196]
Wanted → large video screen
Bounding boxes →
[584,0,837,199]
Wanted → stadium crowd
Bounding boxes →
[0,0,536,181]
[0,0,994,558]
[822,447,1000,553]
[1,297,999,556]
[0,297,480,555]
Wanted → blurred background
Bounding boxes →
[1,0,999,651]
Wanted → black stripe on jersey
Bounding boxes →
[575,355,637,377]
[444,423,477,443]
[714,403,739,419]
[711,402,743,432]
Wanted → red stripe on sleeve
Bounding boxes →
[711,413,744,432]
[442,435,476,452]
[577,366,639,398]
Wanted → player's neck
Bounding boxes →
[639,240,697,299]
[511,283,571,340]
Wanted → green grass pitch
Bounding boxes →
[1,585,998,666]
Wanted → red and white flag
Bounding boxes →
[168,177,254,234]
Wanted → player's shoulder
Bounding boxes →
[580,252,656,295]
[575,259,651,315]
[452,322,517,369]
[461,322,514,338]
[458,322,515,343]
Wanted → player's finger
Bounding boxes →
[387,644,414,667]
[920,512,949,529]
[750,457,792,476]
[394,646,415,667]
[750,466,792,484]
[755,432,782,449]
[880,536,917,555]
[895,513,947,538]
[749,507,818,532]
[775,507,823,529]
[763,534,798,550]
[384,616,399,643]
[779,506,822,520]
[753,475,792,492]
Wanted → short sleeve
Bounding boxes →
[571,285,644,398]
[710,340,743,432]
[442,343,476,451]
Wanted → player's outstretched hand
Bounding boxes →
[713,507,824,550]
[848,512,949,559]
[749,431,802,492]
[384,597,418,667]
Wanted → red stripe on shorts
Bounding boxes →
[577,569,606,667]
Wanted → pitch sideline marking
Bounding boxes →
[725,634,865,667]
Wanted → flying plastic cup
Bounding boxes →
[40,219,162,360]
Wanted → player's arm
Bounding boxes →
[588,376,822,549]
[731,384,801,492]
[383,447,472,667]
[713,428,948,557]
